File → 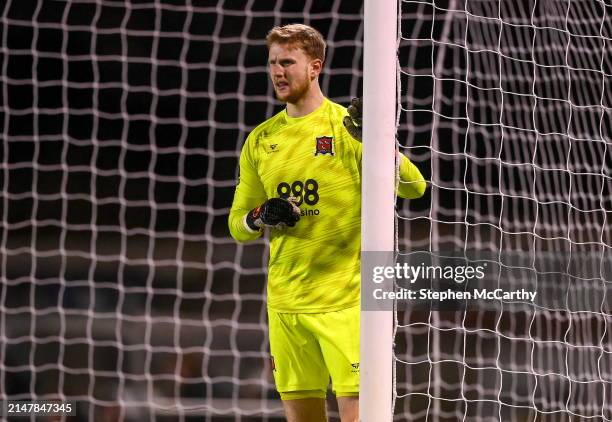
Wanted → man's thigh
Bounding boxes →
[302,305,360,396]
[268,310,330,395]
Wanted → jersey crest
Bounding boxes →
[315,136,334,156]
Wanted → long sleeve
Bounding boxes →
[228,136,267,242]
[397,152,426,199]
[351,137,426,199]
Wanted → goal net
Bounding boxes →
[395,0,611,420]
[2,0,610,420]
[1,1,362,421]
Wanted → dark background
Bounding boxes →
[1,1,368,421]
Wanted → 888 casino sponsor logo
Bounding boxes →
[276,179,320,216]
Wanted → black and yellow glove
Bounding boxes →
[342,97,362,142]
[245,198,301,231]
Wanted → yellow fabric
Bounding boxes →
[278,390,358,400]
[279,390,327,400]
[228,98,426,313]
[398,152,427,199]
[335,392,359,398]
[268,305,360,395]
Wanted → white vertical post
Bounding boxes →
[361,0,397,420]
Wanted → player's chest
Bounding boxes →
[256,127,349,179]
[255,126,359,203]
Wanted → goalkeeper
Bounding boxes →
[228,24,426,422]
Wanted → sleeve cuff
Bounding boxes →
[243,214,261,234]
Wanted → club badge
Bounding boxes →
[315,136,334,156]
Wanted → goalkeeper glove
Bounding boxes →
[245,197,301,231]
[342,97,362,142]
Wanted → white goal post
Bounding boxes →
[361,0,397,421]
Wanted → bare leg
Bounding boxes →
[282,397,327,422]
[337,395,359,422]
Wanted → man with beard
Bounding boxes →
[228,24,426,422]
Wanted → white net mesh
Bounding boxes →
[0,1,362,421]
[396,0,611,420]
[3,0,611,420]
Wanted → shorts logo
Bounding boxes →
[265,143,280,154]
[271,356,276,372]
[351,362,359,373]
[315,136,334,156]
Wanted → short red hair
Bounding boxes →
[266,24,326,62]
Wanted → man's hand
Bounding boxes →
[245,197,301,231]
[343,97,362,142]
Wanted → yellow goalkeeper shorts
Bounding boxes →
[268,304,360,399]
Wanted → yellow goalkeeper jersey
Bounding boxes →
[228,98,425,313]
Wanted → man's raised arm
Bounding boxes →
[342,97,427,199]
